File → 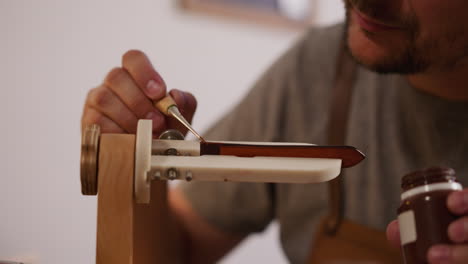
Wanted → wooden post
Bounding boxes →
[96,134,179,264]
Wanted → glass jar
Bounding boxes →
[398,167,463,264]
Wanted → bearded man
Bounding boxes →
[81,0,468,263]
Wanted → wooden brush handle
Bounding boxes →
[154,95,177,116]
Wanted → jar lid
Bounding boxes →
[401,167,457,191]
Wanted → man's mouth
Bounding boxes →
[352,6,404,33]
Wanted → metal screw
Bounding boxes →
[167,168,178,181]
[159,129,185,140]
[147,171,161,182]
[185,171,193,182]
[164,148,178,156]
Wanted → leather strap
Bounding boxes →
[325,38,357,234]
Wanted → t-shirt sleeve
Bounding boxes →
[177,34,309,235]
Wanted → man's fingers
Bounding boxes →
[122,50,167,101]
[386,220,401,248]
[81,107,125,134]
[424,190,468,264]
[448,216,468,243]
[104,66,169,134]
[428,244,468,264]
[447,189,468,215]
[104,67,155,119]
[86,86,138,133]
[83,50,198,138]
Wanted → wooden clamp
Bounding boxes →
[80,119,365,263]
[80,124,180,264]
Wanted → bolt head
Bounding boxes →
[167,168,178,180]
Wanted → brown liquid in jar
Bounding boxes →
[398,167,463,264]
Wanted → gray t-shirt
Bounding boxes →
[179,24,468,263]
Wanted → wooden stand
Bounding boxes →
[96,134,179,264]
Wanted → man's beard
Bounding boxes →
[343,0,430,75]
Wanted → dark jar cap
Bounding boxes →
[401,167,457,191]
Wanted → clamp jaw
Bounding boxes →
[81,120,365,204]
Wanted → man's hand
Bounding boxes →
[81,50,197,136]
[386,188,468,264]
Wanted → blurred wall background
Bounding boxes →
[0,0,343,263]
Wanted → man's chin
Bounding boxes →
[347,25,390,72]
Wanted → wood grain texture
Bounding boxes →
[154,96,176,116]
[96,134,180,264]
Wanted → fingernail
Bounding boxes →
[428,245,451,263]
[146,80,163,98]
